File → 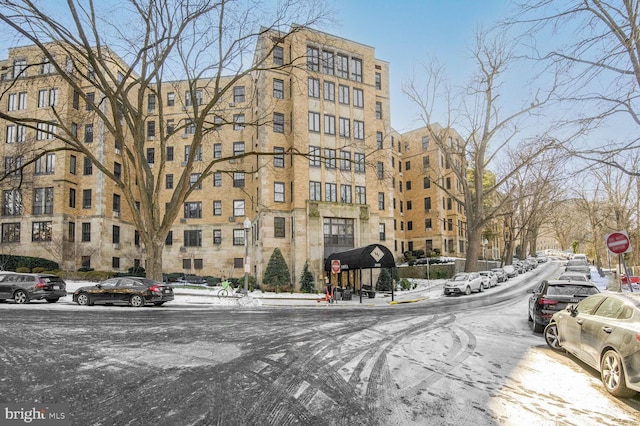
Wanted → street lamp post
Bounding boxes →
[243,217,251,295]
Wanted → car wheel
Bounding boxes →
[13,290,29,304]
[76,293,91,306]
[129,294,145,307]
[478,283,484,292]
[464,286,471,295]
[601,350,636,398]
[532,315,544,333]
[543,323,562,351]
[46,298,59,303]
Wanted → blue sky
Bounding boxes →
[326,0,513,131]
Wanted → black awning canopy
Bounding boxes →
[324,244,395,272]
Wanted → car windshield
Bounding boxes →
[547,284,599,296]
[567,260,587,266]
[453,274,468,281]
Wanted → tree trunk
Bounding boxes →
[465,227,481,272]
[146,238,165,281]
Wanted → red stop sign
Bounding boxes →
[331,259,341,274]
[606,232,631,254]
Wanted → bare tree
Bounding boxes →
[404,29,557,271]
[510,0,640,175]
[0,0,329,280]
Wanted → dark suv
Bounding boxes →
[528,279,599,332]
[0,272,67,304]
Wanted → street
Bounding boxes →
[1,262,639,425]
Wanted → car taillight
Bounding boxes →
[538,298,558,306]
[35,278,46,289]
[149,285,161,293]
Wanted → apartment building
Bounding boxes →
[0,27,465,287]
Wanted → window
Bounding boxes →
[2,223,20,243]
[32,221,52,242]
[351,57,363,81]
[68,188,76,208]
[325,183,337,202]
[113,194,121,214]
[38,88,58,108]
[274,217,285,238]
[377,162,384,179]
[85,92,94,111]
[273,46,284,65]
[355,186,366,204]
[166,174,173,189]
[324,81,335,101]
[3,190,22,216]
[338,85,350,104]
[309,146,321,167]
[213,172,221,187]
[375,102,382,119]
[183,259,191,269]
[340,150,351,171]
[112,225,120,244]
[190,173,202,190]
[213,200,222,216]
[324,114,336,135]
[7,93,16,111]
[185,119,196,134]
[84,124,93,143]
[446,177,451,189]
[274,182,285,202]
[336,54,349,78]
[309,181,321,201]
[307,46,320,71]
[213,229,222,244]
[34,153,55,175]
[112,257,120,269]
[407,200,412,210]
[378,192,385,210]
[33,187,54,214]
[273,79,284,99]
[322,50,334,74]
[424,197,432,211]
[379,223,386,241]
[353,88,364,108]
[233,86,245,103]
[233,141,245,156]
[308,77,320,98]
[213,144,222,159]
[273,113,284,133]
[233,172,244,188]
[167,92,175,106]
[184,230,202,247]
[274,147,285,167]
[354,152,365,173]
[339,117,350,138]
[147,94,156,111]
[83,157,93,175]
[308,112,320,132]
[233,200,245,217]
[68,222,75,242]
[194,259,203,270]
[323,218,354,247]
[5,125,15,143]
[233,229,245,246]
[340,185,352,203]
[376,132,383,149]
[375,72,381,90]
[147,121,155,139]
[324,149,336,169]
[70,155,77,175]
[405,161,411,171]
[423,177,431,189]
[354,120,364,140]
[184,202,202,218]
[147,147,155,164]
[233,114,245,130]
[82,189,92,209]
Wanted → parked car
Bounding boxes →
[565,259,591,279]
[503,265,518,278]
[572,253,588,263]
[544,292,640,397]
[73,276,174,307]
[478,270,498,288]
[443,272,484,296]
[0,272,67,304]
[556,272,590,282]
[528,279,600,332]
[491,268,507,282]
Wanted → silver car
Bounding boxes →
[0,272,67,304]
[443,272,484,296]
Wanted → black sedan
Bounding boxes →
[528,279,600,332]
[73,277,174,307]
[544,292,640,398]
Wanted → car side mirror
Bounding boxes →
[566,304,576,315]
[96,284,102,289]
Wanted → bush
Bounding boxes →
[16,267,31,273]
[32,267,46,273]
[299,262,315,293]
[400,278,411,290]
[263,248,291,291]
[376,268,393,291]
[0,254,59,272]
